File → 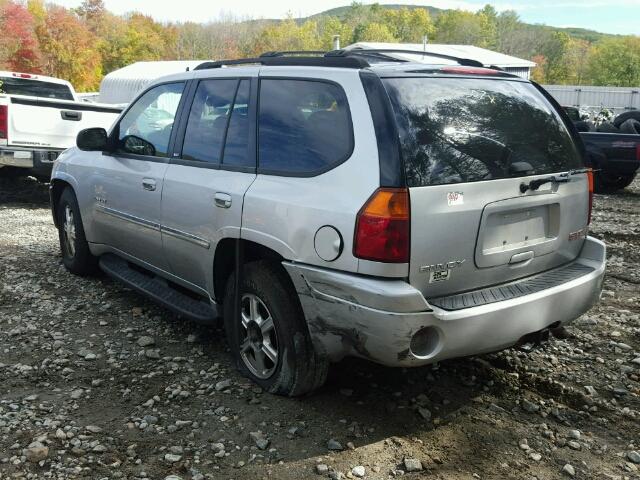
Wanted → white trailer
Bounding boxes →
[98,61,206,105]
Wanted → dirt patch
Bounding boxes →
[1,174,639,480]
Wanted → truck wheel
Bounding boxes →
[593,172,636,194]
[613,110,640,127]
[223,260,328,396]
[620,119,640,135]
[56,187,98,275]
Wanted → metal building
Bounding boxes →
[346,42,536,79]
[543,84,640,115]
[98,60,205,105]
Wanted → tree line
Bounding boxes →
[0,0,638,92]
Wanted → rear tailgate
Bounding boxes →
[382,75,589,299]
[8,96,121,150]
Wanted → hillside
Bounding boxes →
[307,3,615,43]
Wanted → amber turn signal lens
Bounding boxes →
[354,188,410,263]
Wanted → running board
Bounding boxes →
[99,254,217,323]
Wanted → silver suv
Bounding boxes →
[50,51,606,396]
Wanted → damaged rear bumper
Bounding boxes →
[283,236,606,367]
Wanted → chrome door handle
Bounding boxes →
[214,192,232,208]
[142,178,156,191]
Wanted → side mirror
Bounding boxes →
[123,135,156,156]
[77,127,108,151]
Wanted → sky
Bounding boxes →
[50,0,640,35]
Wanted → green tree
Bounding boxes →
[587,36,640,87]
[433,10,494,48]
[317,16,353,50]
[256,18,322,53]
[382,8,434,43]
[353,22,397,43]
[540,31,571,84]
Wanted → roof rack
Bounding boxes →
[194,48,486,71]
[330,48,485,68]
[194,55,369,70]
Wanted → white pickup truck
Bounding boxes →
[0,71,123,178]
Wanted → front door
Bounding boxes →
[90,82,186,271]
[161,77,257,292]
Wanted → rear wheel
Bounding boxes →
[223,260,328,396]
[57,187,98,275]
[593,171,636,194]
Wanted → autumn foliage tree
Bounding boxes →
[0,2,41,72]
[0,0,638,91]
[34,6,102,90]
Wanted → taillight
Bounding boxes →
[0,105,7,140]
[354,188,410,263]
[587,169,594,225]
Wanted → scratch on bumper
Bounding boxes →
[283,236,606,367]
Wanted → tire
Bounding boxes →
[0,166,23,178]
[613,110,640,127]
[223,260,328,396]
[593,171,636,194]
[595,122,620,133]
[619,118,640,135]
[56,187,98,276]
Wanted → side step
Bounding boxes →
[99,254,217,323]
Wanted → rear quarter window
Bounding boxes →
[258,79,353,175]
[382,77,583,187]
[0,77,74,100]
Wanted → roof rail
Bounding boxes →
[193,48,486,71]
[193,55,369,71]
[260,51,326,57]
[329,48,485,68]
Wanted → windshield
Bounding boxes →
[382,77,583,187]
[0,77,74,100]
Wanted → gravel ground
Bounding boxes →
[0,175,639,480]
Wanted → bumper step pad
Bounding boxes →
[428,263,595,311]
[99,254,217,323]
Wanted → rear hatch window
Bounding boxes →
[382,77,583,187]
[0,77,74,100]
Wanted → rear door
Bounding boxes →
[161,76,257,292]
[382,75,589,298]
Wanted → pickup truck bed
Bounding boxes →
[0,72,122,178]
[581,132,640,193]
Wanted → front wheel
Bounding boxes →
[56,187,98,275]
[223,260,328,396]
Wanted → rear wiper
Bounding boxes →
[519,168,591,193]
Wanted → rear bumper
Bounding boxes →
[0,147,62,175]
[283,236,606,367]
[0,147,34,168]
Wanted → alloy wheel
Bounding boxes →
[239,293,279,379]
[62,205,76,258]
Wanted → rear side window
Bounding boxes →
[182,79,238,164]
[382,77,583,187]
[258,79,353,175]
[0,77,74,100]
